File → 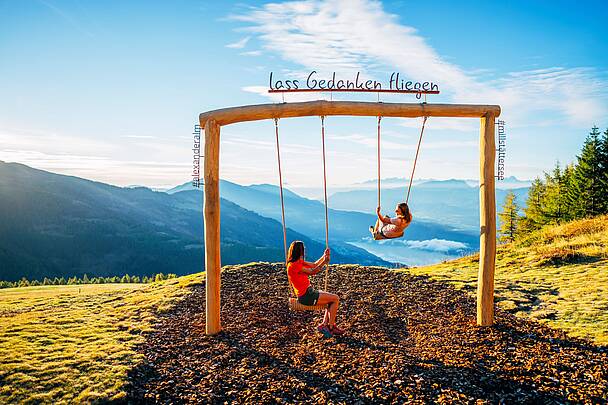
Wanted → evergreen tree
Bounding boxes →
[82,274,90,284]
[498,191,520,243]
[121,274,131,283]
[58,277,67,285]
[561,163,576,221]
[569,127,603,218]
[521,178,547,232]
[598,128,608,213]
[542,163,563,224]
[541,161,576,224]
[43,277,52,286]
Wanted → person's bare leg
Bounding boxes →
[374,218,382,232]
[317,292,339,325]
[321,308,330,325]
[329,299,339,326]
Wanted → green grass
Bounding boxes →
[0,274,204,404]
[403,215,608,345]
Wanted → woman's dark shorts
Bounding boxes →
[298,286,320,306]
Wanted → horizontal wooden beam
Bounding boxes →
[199,101,501,128]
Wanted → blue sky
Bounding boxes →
[1,0,607,191]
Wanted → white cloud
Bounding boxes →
[403,238,467,252]
[397,117,478,132]
[240,50,263,57]
[233,0,608,126]
[0,149,190,188]
[0,127,193,188]
[123,135,157,139]
[226,36,251,49]
[242,85,328,102]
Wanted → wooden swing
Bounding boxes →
[274,117,329,311]
[200,100,501,335]
[373,115,428,239]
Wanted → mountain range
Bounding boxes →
[328,180,530,231]
[288,176,532,200]
[167,180,479,247]
[0,161,530,281]
[0,162,387,281]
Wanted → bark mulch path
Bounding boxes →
[127,264,607,404]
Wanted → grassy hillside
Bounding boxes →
[2,217,606,402]
[2,257,606,402]
[406,215,608,344]
[0,275,204,403]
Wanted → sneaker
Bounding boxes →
[330,324,345,336]
[317,324,333,338]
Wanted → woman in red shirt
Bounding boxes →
[286,241,344,337]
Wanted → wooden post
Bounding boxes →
[477,114,496,326]
[204,119,221,335]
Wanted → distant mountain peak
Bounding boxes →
[415,179,471,189]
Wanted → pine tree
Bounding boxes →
[82,274,90,284]
[561,164,576,222]
[543,162,563,224]
[569,127,603,218]
[598,128,608,213]
[521,178,547,232]
[498,191,520,243]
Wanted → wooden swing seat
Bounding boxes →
[373,231,404,240]
[288,297,327,311]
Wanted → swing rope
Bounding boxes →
[273,118,292,298]
[405,116,428,204]
[377,116,382,208]
[376,115,428,207]
[274,117,330,303]
[320,116,330,291]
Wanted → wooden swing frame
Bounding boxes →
[199,100,501,335]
